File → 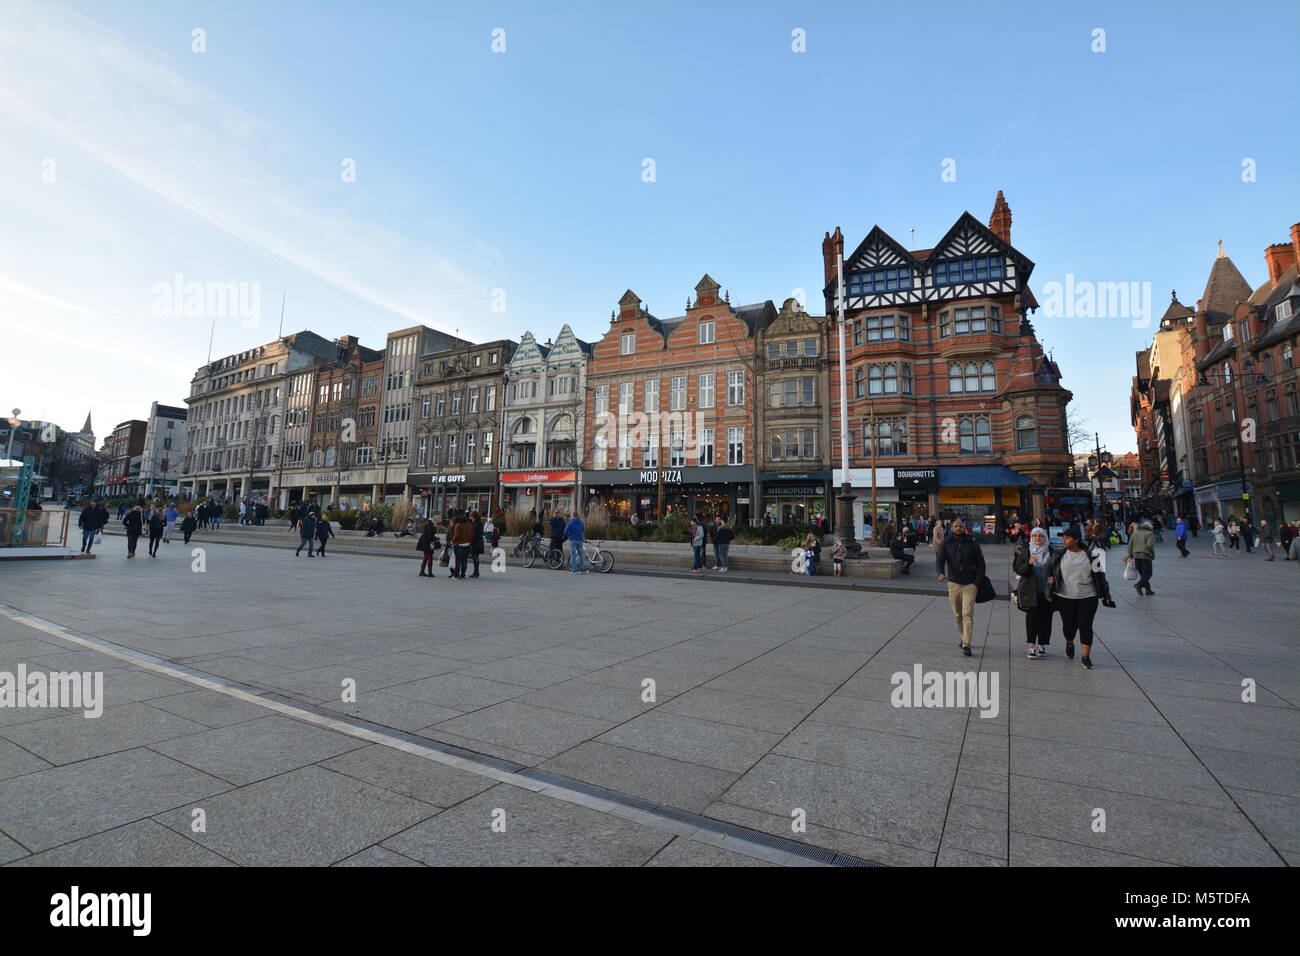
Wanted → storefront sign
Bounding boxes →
[759,471,832,482]
[737,498,750,505]
[500,471,576,484]
[638,469,683,484]
[832,468,896,488]
[939,488,1020,505]
[894,467,938,486]
[766,484,824,496]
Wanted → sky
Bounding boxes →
[2,0,1297,455]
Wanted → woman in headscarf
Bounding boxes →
[1013,526,1055,658]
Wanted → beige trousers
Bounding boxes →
[947,581,977,646]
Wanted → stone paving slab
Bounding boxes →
[0,529,1294,866]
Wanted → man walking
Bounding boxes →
[78,498,105,553]
[936,518,984,656]
[295,510,317,557]
[1258,519,1276,561]
[122,505,144,558]
[565,510,586,573]
[1127,519,1157,595]
[1280,521,1296,560]
[1175,515,1189,558]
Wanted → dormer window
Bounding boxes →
[1277,300,1293,322]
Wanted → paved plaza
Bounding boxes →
[0,530,1296,866]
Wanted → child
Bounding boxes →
[831,537,847,576]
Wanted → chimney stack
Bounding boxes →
[989,190,1012,244]
[1265,243,1293,284]
[1292,222,1300,275]
[822,226,844,288]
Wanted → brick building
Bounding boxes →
[581,277,776,524]
[823,192,1072,539]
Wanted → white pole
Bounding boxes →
[835,252,857,549]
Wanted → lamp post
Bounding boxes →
[833,253,861,555]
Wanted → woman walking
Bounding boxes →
[1013,527,1055,658]
[416,518,440,577]
[146,506,166,556]
[315,516,334,556]
[1046,524,1116,669]
[1212,519,1230,557]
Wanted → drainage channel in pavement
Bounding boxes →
[0,602,882,868]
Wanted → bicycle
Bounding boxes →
[519,534,564,570]
[582,539,615,573]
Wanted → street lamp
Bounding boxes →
[833,254,862,556]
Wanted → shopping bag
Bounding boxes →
[94,531,103,545]
[438,547,450,567]
[1122,558,1138,582]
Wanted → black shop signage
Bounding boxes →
[894,468,938,487]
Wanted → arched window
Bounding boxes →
[901,362,913,395]
[882,363,898,394]
[311,446,322,467]
[1015,415,1038,450]
[854,365,864,399]
[324,445,336,467]
[960,416,991,454]
[949,362,963,393]
[964,362,979,393]
[513,416,534,436]
[868,364,883,395]
[980,361,996,391]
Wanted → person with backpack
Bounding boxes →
[1126,520,1158,596]
[936,518,984,657]
[295,511,317,557]
[315,516,334,556]
[1047,524,1116,669]
[1013,527,1055,659]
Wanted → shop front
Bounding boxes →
[284,469,387,512]
[936,465,1032,540]
[1194,484,1221,525]
[832,468,899,539]
[759,471,831,527]
[500,470,577,519]
[408,470,498,518]
[581,466,754,524]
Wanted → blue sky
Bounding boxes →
[2,0,1296,454]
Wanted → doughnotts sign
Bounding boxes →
[894,468,938,487]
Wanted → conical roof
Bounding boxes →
[1199,242,1252,323]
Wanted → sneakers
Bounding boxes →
[1027,648,1038,659]
[1035,645,1047,658]
[1065,642,1075,659]
[961,644,972,656]
[1081,656,1095,669]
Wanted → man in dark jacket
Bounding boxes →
[122,506,144,558]
[935,518,985,655]
[548,511,566,557]
[296,512,317,556]
[890,525,918,575]
[78,499,105,553]
[713,518,734,571]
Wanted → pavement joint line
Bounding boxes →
[0,601,878,868]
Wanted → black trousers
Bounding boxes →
[1024,601,1054,645]
[1056,595,1099,648]
[1176,537,1188,557]
[148,532,162,555]
[126,531,140,555]
[1134,558,1153,590]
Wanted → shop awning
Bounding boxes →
[938,465,1031,487]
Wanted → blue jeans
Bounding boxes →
[716,543,729,569]
[454,544,470,577]
[296,534,314,556]
[81,527,96,552]
[691,545,704,569]
[569,540,585,572]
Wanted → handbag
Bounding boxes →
[975,575,996,603]
[438,547,450,567]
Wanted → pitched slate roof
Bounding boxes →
[1198,244,1253,323]
[1161,292,1195,323]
